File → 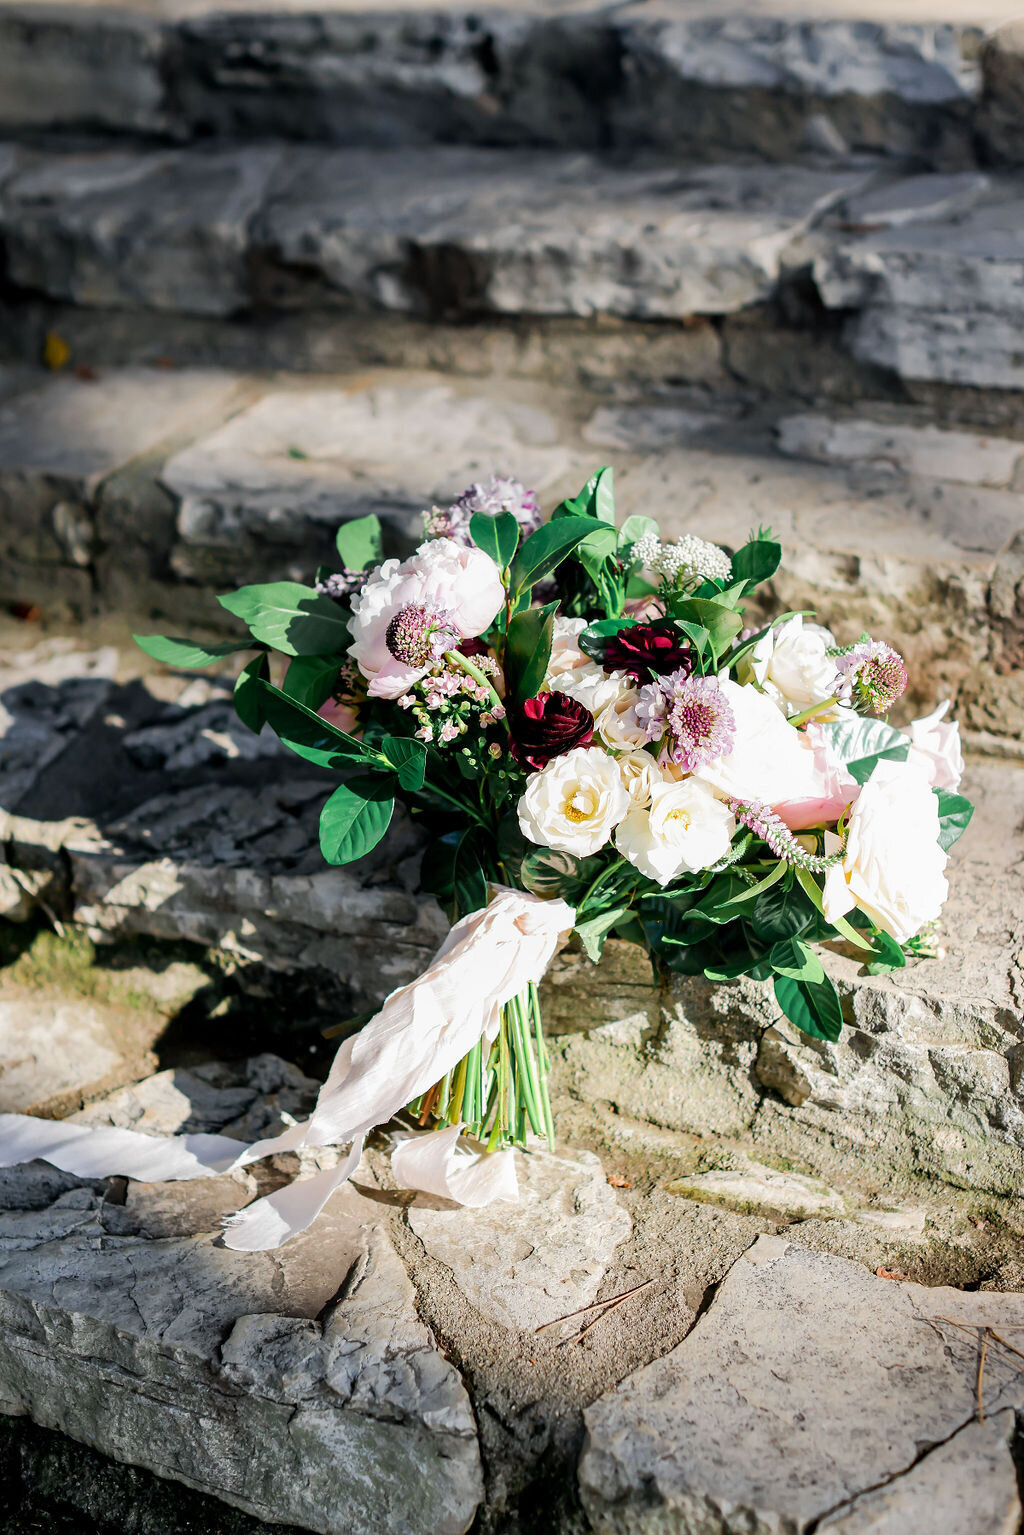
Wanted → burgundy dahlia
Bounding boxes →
[509,691,594,771]
[602,623,693,684]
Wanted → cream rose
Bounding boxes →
[822,757,948,944]
[545,617,629,715]
[596,687,651,751]
[617,749,663,808]
[695,680,827,808]
[348,537,504,699]
[902,701,964,792]
[741,616,840,717]
[518,746,629,857]
[616,777,735,886]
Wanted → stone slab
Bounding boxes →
[0,996,159,1117]
[777,411,1024,486]
[0,1057,483,1535]
[0,639,119,810]
[579,1236,1024,1534]
[161,374,583,585]
[0,148,283,317]
[407,1147,631,1332]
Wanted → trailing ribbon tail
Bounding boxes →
[0,889,575,1250]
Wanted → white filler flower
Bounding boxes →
[616,777,735,886]
[518,745,630,856]
[823,756,948,944]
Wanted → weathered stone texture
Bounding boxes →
[0,1059,483,1535]
[579,1236,1024,1534]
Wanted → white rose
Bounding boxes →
[617,749,663,808]
[545,617,629,715]
[616,778,735,887]
[902,701,964,792]
[547,617,590,679]
[596,687,651,751]
[695,680,826,808]
[823,757,948,944]
[742,616,840,717]
[518,746,630,857]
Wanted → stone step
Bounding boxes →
[0,366,1020,745]
[1,0,1024,172]
[3,143,1024,401]
[0,625,1021,1210]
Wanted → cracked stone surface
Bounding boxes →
[407,1146,631,1332]
[0,996,160,1118]
[579,1235,1024,1534]
[0,1056,483,1535]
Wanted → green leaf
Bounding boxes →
[769,937,826,983]
[793,866,870,950]
[319,776,394,866]
[520,846,603,901]
[578,616,638,662]
[704,952,774,982]
[730,536,781,594]
[233,653,270,734]
[710,860,787,917]
[218,582,350,657]
[750,877,814,943]
[864,929,908,975]
[774,972,844,1043]
[336,514,382,572]
[280,654,342,711]
[669,597,743,664]
[505,603,557,707]
[469,510,520,570]
[934,789,974,851]
[619,514,660,552]
[824,718,910,786]
[421,829,489,918]
[247,676,368,769]
[380,734,427,792]
[510,518,598,595]
[575,907,629,964]
[691,869,765,924]
[133,635,253,668]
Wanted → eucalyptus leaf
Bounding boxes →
[319,776,394,865]
[219,582,350,657]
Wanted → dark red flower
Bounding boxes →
[602,623,693,683]
[509,691,594,771]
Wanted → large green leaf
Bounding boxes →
[749,877,814,943]
[864,928,908,975]
[774,972,844,1043]
[319,777,394,865]
[247,676,368,769]
[421,828,489,918]
[769,937,826,983]
[335,514,382,572]
[233,653,270,733]
[280,654,342,711]
[520,846,603,901]
[219,582,350,656]
[380,734,428,792]
[505,603,557,707]
[470,511,519,571]
[669,597,743,664]
[794,866,870,950]
[730,536,780,594]
[510,518,597,595]
[934,789,974,851]
[578,616,638,663]
[575,907,629,964]
[134,635,254,668]
[619,514,660,552]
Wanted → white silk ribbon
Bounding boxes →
[0,888,574,1249]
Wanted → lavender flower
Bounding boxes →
[638,670,736,771]
[729,799,846,873]
[834,640,908,715]
[423,475,541,544]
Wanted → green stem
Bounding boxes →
[787,696,839,728]
[419,776,490,827]
[443,650,506,722]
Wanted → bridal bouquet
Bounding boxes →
[135,468,973,1178]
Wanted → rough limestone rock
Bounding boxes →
[777,411,1024,487]
[0,997,159,1118]
[667,1162,847,1222]
[579,1235,1024,1534]
[0,640,118,812]
[550,759,1024,1199]
[407,1147,631,1331]
[161,375,583,585]
[0,1058,483,1535]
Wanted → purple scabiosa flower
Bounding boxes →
[638,670,735,771]
[423,475,542,544]
[384,603,459,668]
[316,569,368,603]
[834,641,908,715]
